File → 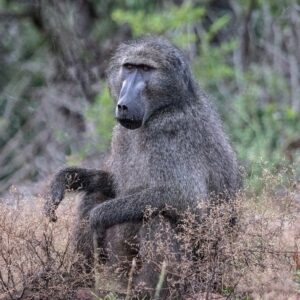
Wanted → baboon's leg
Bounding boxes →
[133,216,181,300]
[74,192,141,292]
[98,223,140,294]
[72,191,108,272]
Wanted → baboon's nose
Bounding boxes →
[117,104,128,112]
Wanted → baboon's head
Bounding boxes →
[107,37,195,130]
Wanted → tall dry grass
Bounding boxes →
[0,175,299,299]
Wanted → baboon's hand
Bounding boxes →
[44,201,59,222]
[45,168,76,222]
[45,167,115,222]
[44,176,65,222]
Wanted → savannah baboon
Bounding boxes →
[45,37,240,298]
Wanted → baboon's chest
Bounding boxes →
[110,127,199,196]
[117,148,151,192]
[110,134,154,193]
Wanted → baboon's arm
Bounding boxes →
[45,167,115,221]
[90,186,198,236]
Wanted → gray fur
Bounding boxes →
[46,36,240,298]
[90,37,239,233]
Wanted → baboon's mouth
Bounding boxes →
[117,118,142,130]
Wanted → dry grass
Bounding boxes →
[0,194,92,300]
[0,176,299,299]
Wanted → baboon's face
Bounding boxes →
[115,62,155,130]
[108,38,193,130]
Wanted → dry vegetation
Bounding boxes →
[0,175,299,300]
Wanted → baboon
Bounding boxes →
[45,37,240,298]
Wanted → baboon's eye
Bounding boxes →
[142,65,151,72]
[123,63,134,70]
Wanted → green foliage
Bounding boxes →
[194,39,236,87]
[112,3,205,35]
[112,2,205,45]
[66,85,115,165]
[86,84,115,152]
[184,11,235,89]
[227,65,300,189]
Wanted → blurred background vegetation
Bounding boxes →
[0,0,300,195]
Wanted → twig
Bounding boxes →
[93,233,100,294]
[154,260,167,300]
[125,258,136,300]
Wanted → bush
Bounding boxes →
[0,174,299,299]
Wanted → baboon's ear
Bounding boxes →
[182,68,194,95]
[171,56,194,94]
